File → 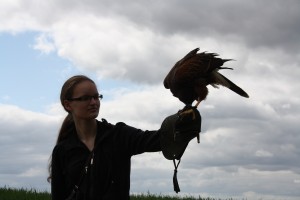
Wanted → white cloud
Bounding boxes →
[100,84,183,128]
[33,33,55,54]
[255,150,273,158]
[0,104,60,190]
[19,167,46,178]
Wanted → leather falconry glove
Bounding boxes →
[160,106,201,193]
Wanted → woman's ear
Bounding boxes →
[63,100,72,112]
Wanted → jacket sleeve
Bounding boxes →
[51,145,68,200]
[115,122,162,156]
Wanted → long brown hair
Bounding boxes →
[48,75,95,182]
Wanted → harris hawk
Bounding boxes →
[164,47,249,108]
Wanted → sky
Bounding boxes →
[0,0,300,199]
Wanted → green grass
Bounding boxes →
[130,192,228,200]
[0,187,51,200]
[0,187,233,200]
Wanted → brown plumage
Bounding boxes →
[164,48,249,107]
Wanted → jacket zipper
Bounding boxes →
[88,151,95,199]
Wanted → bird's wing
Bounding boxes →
[164,48,200,89]
[172,52,218,84]
[175,48,200,67]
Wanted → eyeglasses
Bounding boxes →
[68,94,103,102]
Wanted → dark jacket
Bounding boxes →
[51,119,161,200]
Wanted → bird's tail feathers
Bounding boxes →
[219,66,233,70]
[222,59,235,63]
[218,59,235,70]
[213,72,249,98]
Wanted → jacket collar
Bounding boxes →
[62,119,114,151]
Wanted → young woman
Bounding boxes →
[48,75,200,200]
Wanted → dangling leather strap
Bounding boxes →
[173,159,181,193]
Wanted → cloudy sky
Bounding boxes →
[1,0,300,199]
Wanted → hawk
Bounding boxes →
[164,48,249,108]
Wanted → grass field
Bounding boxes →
[0,187,51,200]
[0,187,231,200]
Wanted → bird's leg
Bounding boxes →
[180,98,201,119]
[178,106,200,144]
[194,99,201,108]
[179,107,195,118]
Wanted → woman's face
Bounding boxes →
[65,80,100,120]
